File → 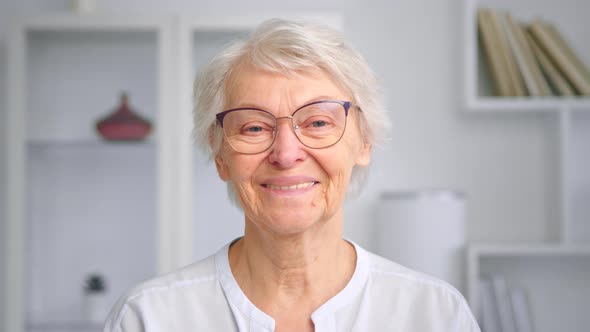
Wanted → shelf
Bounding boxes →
[26,29,158,142]
[5,11,180,332]
[466,97,590,112]
[464,0,590,243]
[465,0,590,104]
[13,16,164,328]
[17,13,170,30]
[469,243,590,256]
[27,321,102,332]
[27,139,156,148]
[469,244,590,332]
[464,1,590,329]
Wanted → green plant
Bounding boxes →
[84,274,106,293]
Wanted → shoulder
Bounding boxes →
[118,253,218,305]
[104,253,222,331]
[365,249,462,299]
[360,248,480,330]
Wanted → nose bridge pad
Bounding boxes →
[273,115,301,146]
[292,120,300,132]
[291,119,301,140]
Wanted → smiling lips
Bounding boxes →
[262,181,319,191]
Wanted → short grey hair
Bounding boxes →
[193,19,390,205]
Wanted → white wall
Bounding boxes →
[0,0,563,316]
[337,1,559,248]
[0,39,5,332]
[0,2,9,328]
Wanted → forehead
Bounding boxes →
[224,63,349,110]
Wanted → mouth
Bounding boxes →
[262,181,319,191]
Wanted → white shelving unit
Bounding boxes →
[464,0,590,330]
[4,11,342,332]
[468,244,590,331]
[4,13,179,332]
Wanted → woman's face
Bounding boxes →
[215,64,371,236]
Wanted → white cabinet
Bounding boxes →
[468,245,590,332]
[464,0,590,330]
[4,14,177,332]
[4,12,342,332]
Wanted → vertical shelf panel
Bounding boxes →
[6,24,27,332]
[569,110,590,242]
[0,23,6,327]
[191,30,250,261]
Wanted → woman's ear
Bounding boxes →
[355,142,372,167]
[214,153,230,182]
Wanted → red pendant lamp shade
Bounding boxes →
[96,93,152,141]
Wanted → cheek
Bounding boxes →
[227,156,263,189]
[231,163,252,179]
[322,136,365,195]
[321,154,356,198]
[227,160,263,214]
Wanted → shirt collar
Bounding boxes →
[215,238,369,330]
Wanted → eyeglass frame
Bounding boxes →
[215,99,360,155]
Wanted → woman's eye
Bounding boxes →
[302,117,333,129]
[245,126,264,132]
[310,120,328,128]
[241,122,271,135]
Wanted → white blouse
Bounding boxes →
[104,241,481,332]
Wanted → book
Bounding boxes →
[496,11,527,96]
[529,19,590,95]
[510,20,552,96]
[543,21,590,87]
[490,9,526,96]
[524,28,575,96]
[510,288,534,332]
[479,278,502,332]
[491,275,517,332]
[478,8,512,96]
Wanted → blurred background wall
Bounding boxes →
[0,0,10,323]
[0,0,568,328]
[0,0,558,248]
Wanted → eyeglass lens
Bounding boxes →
[221,101,347,154]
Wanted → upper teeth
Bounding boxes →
[265,182,316,190]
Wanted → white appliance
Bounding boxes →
[376,190,466,293]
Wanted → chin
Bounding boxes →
[253,211,323,236]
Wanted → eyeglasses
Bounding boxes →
[216,100,357,154]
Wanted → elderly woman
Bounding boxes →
[105,19,480,332]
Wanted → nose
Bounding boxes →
[267,118,307,168]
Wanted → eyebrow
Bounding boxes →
[229,95,345,111]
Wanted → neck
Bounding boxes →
[228,211,356,319]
